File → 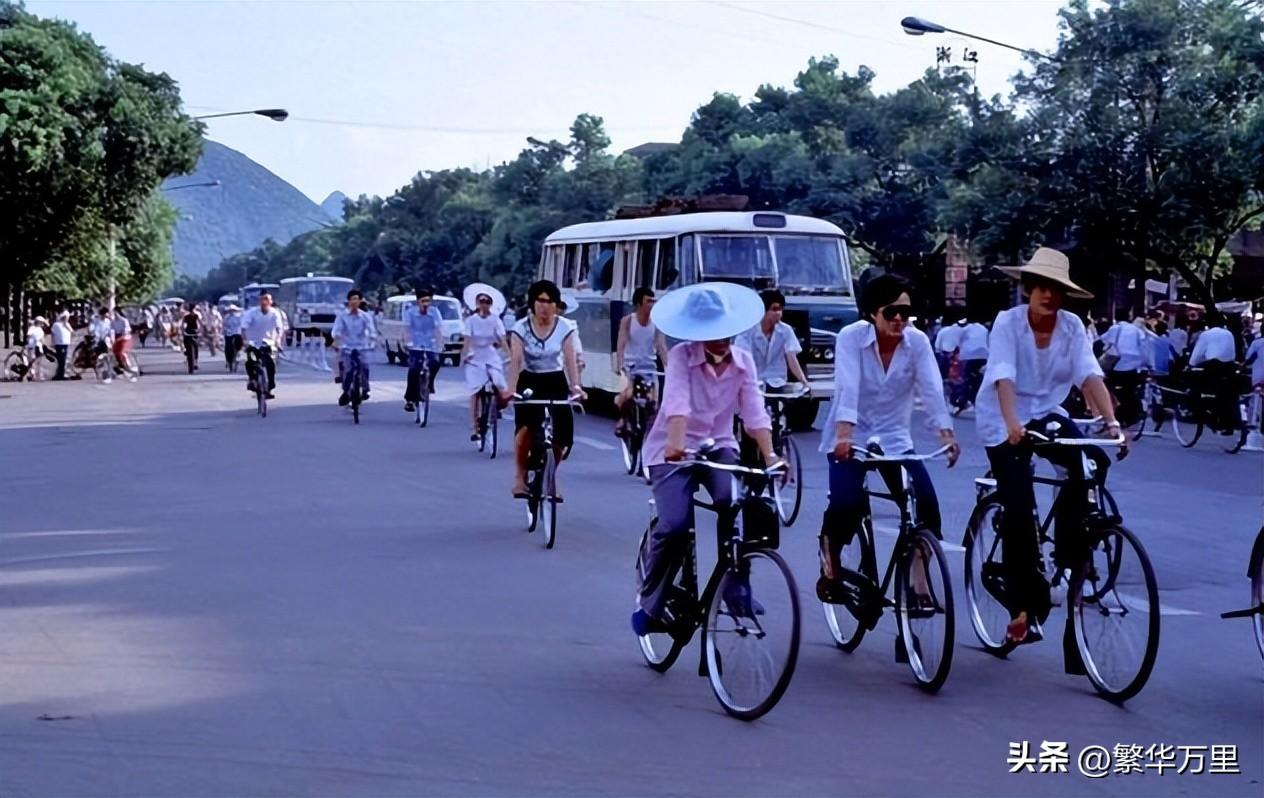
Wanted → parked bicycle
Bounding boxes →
[474,366,501,458]
[1219,524,1264,665]
[619,369,661,477]
[514,390,579,549]
[819,442,956,692]
[634,443,799,720]
[963,416,1159,703]
[2,345,54,382]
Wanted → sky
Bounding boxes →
[29,0,1069,204]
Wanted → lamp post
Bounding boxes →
[900,16,1054,60]
[193,108,289,122]
[162,180,222,192]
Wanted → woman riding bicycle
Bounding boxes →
[631,282,778,636]
[462,282,509,440]
[977,248,1126,648]
[817,274,960,602]
[503,280,585,498]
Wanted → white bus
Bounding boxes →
[217,293,239,313]
[275,275,354,342]
[377,293,466,366]
[238,282,279,310]
[537,211,857,396]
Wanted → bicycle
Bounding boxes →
[342,348,371,424]
[819,442,956,692]
[3,346,54,382]
[634,445,799,720]
[94,347,139,383]
[413,351,435,428]
[474,366,502,459]
[619,369,661,477]
[71,337,101,378]
[1151,366,1252,450]
[514,390,579,549]
[963,417,1160,703]
[759,384,808,527]
[246,345,273,418]
[1220,525,1264,665]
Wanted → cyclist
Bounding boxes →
[1188,311,1240,432]
[89,308,113,355]
[1245,331,1264,390]
[980,248,1125,648]
[631,282,777,636]
[222,304,244,370]
[934,313,964,379]
[332,288,377,407]
[109,308,138,380]
[816,274,959,601]
[461,282,508,440]
[180,303,201,372]
[613,287,670,437]
[953,315,990,411]
[241,292,284,399]
[1100,309,1148,426]
[503,279,584,499]
[402,289,445,414]
[734,289,811,391]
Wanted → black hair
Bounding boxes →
[859,273,910,318]
[1020,274,1067,296]
[346,288,362,301]
[99,307,109,315]
[259,290,271,299]
[632,287,654,307]
[416,288,433,299]
[1205,311,1225,327]
[1155,320,1169,335]
[1115,308,1131,323]
[527,279,561,307]
[760,289,786,310]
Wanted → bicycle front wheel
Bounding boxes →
[1251,534,1264,664]
[822,518,873,652]
[896,527,955,692]
[621,411,642,476]
[488,404,499,460]
[1172,398,1203,448]
[94,354,113,383]
[963,496,1014,657]
[773,436,803,527]
[419,386,431,428]
[540,451,558,549]
[1071,524,1160,703]
[704,548,800,721]
[2,351,24,381]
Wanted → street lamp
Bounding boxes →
[193,108,289,122]
[162,180,221,192]
[900,16,1054,60]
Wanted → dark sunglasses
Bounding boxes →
[881,304,913,321]
[535,296,557,304]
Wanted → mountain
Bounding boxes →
[320,191,349,222]
[163,140,327,277]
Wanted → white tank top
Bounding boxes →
[626,315,656,371]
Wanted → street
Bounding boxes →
[1,347,1260,797]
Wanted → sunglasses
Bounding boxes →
[535,296,556,304]
[881,304,913,321]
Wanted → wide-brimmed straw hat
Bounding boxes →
[463,282,506,315]
[651,282,764,342]
[227,304,241,312]
[998,247,1093,299]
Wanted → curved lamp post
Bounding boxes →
[193,108,289,122]
[900,16,1053,60]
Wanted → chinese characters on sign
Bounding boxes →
[935,45,980,67]
[1007,742,1240,777]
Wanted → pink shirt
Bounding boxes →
[643,342,772,467]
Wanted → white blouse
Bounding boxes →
[974,306,1103,447]
[819,321,952,454]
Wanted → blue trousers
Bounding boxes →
[821,452,942,571]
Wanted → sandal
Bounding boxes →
[1005,612,1044,646]
[511,477,528,498]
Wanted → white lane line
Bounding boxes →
[574,435,617,451]
[1120,593,1201,616]
[0,548,166,567]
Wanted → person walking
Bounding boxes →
[51,311,73,380]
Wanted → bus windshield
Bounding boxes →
[699,235,775,284]
[296,281,348,304]
[774,236,849,294]
[434,299,461,320]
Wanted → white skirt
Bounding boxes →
[464,359,506,396]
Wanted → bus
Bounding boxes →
[537,211,857,398]
[275,275,354,342]
[377,293,466,366]
[238,282,279,311]
[217,293,239,313]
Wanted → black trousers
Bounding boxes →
[247,347,276,390]
[1108,369,1143,427]
[54,344,68,379]
[405,349,441,403]
[225,335,242,367]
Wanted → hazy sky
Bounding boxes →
[29,0,1068,204]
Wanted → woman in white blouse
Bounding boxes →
[817,274,959,603]
[979,248,1125,648]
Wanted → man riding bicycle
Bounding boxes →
[222,304,244,370]
[1188,311,1241,432]
[734,289,811,393]
[614,287,670,437]
[979,248,1126,650]
[631,282,779,637]
[402,288,445,414]
[817,274,959,602]
[241,292,284,399]
[333,288,376,406]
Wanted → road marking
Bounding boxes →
[574,435,617,451]
[0,548,165,567]
[1120,593,1201,616]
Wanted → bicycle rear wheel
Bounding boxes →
[963,496,1015,657]
[1172,398,1203,447]
[1070,524,1160,703]
[3,351,25,381]
[94,354,113,383]
[540,451,558,549]
[1250,535,1264,664]
[822,518,873,652]
[704,548,800,720]
[896,527,955,692]
[773,436,803,527]
[419,383,431,428]
[621,411,642,475]
[636,520,691,672]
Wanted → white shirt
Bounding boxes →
[934,323,963,354]
[241,307,285,348]
[464,313,506,367]
[819,322,951,454]
[1189,326,1236,366]
[1245,338,1264,386]
[561,317,583,356]
[25,324,44,349]
[52,321,73,346]
[735,321,802,387]
[90,318,112,343]
[1100,321,1147,371]
[957,322,990,361]
[975,306,1103,448]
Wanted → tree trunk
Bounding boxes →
[1163,256,1215,308]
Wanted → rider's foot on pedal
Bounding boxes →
[614,419,626,438]
[404,402,416,412]
[338,392,350,407]
[631,608,670,636]
[361,391,370,401]
[512,476,528,498]
[816,574,847,604]
[247,380,257,393]
[1006,612,1043,645]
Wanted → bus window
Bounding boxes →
[563,245,581,288]
[675,234,698,288]
[657,238,677,290]
[589,242,616,292]
[774,236,848,293]
[612,241,635,298]
[634,240,656,290]
[699,235,774,284]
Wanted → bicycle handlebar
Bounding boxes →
[759,385,810,400]
[1026,429,1127,447]
[666,455,787,480]
[852,443,954,463]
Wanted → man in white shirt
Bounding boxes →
[1100,310,1148,425]
[952,317,990,411]
[332,289,377,406]
[51,311,73,380]
[933,315,964,378]
[240,291,285,399]
[734,289,811,390]
[1189,312,1241,431]
[89,308,113,352]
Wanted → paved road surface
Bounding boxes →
[1,347,1260,796]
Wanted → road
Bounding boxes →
[1,345,1260,796]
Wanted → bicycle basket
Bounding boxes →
[741,495,780,549]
